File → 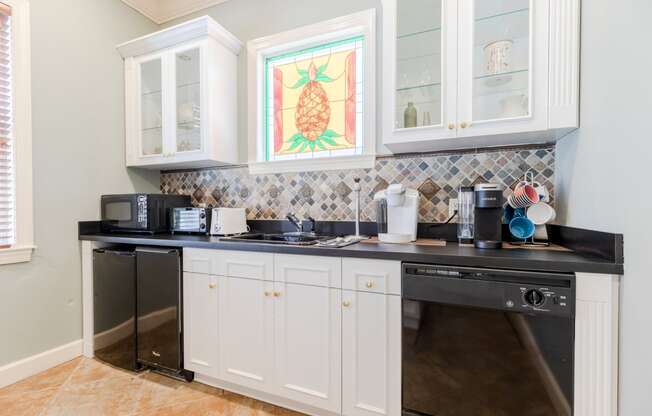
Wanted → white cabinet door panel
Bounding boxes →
[183,272,218,377]
[342,291,401,416]
[274,283,342,412]
[218,275,275,393]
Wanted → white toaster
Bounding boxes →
[210,207,248,235]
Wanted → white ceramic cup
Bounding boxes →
[533,224,549,241]
[534,182,550,203]
[527,202,557,225]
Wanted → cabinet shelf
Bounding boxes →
[395,8,528,42]
[141,81,200,98]
[474,69,528,97]
[396,82,441,93]
[142,126,162,132]
[397,26,441,41]
[476,7,528,23]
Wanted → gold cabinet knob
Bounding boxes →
[208,283,216,289]
[366,280,374,288]
[264,291,271,297]
[448,123,455,130]
[342,301,351,308]
[273,291,281,297]
[460,122,468,129]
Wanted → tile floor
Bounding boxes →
[0,357,305,416]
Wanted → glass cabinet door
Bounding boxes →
[175,47,202,153]
[139,58,163,156]
[459,0,546,134]
[395,0,444,130]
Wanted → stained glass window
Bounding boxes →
[264,36,364,162]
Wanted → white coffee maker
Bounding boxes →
[373,184,420,243]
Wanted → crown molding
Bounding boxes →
[122,0,230,24]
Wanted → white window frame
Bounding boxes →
[247,9,376,174]
[0,0,34,265]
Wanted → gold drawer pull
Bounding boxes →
[273,291,281,297]
[264,291,271,297]
[208,283,216,289]
[343,301,351,308]
[366,280,374,289]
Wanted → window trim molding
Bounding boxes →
[0,0,34,265]
[247,9,377,175]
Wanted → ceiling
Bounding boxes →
[121,0,230,24]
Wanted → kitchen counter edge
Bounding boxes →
[78,232,623,275]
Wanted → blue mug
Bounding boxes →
[509,216,535,240]
[503,205,527,224]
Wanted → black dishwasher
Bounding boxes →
[136,247,192,381]
[402,263,575,416]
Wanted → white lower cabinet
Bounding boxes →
[183,273,219,377]
[275,282,342,413]
[342,291,401,416]
[183,251,401,415]
[217,275,275,393]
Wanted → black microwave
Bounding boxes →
[101,194,191,234]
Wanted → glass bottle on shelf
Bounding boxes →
[396,0,443,129]
[404,102,417,128]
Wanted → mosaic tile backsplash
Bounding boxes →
[160,145,555,223]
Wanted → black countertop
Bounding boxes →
[79,223,623,275]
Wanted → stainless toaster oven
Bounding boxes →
[171,207,211,234]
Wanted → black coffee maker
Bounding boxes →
[473,184,505,249]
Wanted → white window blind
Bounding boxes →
[0,3,13,248]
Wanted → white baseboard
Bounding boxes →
[0,340,83,389]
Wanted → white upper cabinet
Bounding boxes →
[382,0,580,153]
[118,16,242,169]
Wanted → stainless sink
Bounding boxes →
[220,232,329,246]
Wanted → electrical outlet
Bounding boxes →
[448,198,459,219]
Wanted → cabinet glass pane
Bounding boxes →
[472,0,530,122]
[396,0,442,129]
[140,59,163,156]
[176,48,201,153]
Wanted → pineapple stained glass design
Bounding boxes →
[265,36,364,162]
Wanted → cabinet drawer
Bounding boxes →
[275,254,342,288]
[342,258,401,295]
[214,250,274,280]
[183,248,213,274]
[183,248,274,280]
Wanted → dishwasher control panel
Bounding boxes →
[402,263,575,317]
[504,285,573,315]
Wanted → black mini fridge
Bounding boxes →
[136,247,192,381]
[93,248,139,371]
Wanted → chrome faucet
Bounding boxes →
[286,213,317,234]
[286,213,303,233]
